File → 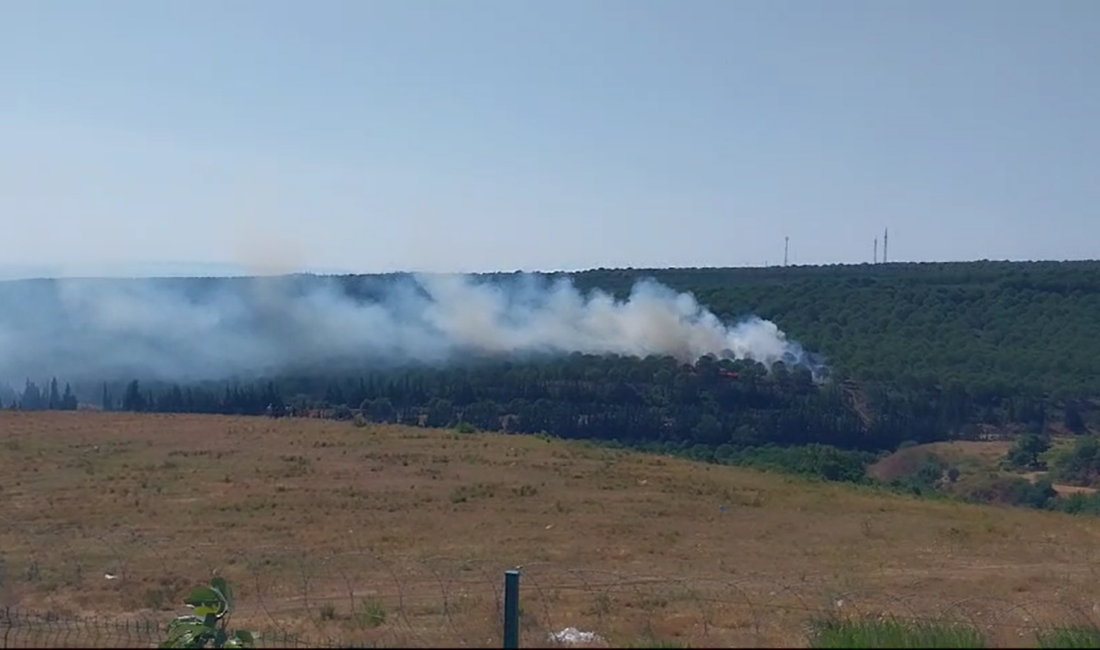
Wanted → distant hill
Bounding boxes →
[4,259,1100,397]
[0,261,354,280]
[560,260,1100,398]
[4,259,1100,442]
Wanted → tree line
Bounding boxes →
[558,260,1100,400]
[0,378,79,411]
[2,351,1081,455]
[3,260,1098,453]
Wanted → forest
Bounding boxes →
[3,260,1099,458]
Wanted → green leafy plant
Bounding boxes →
[354,597,387,629]
[159,577,255,649]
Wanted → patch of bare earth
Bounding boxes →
[1021,471,1099,496]
[3,412,1100,647]
[868,440,1015,484]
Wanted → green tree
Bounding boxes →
[1004,433,1051,471]
[48,377,61,410]
[1064,402,1087,434]
[122,380,147,412]
[1053,435,1100,487]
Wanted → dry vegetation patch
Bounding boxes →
[3,412,1100,647]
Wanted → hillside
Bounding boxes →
[562,260,1100,397]
[5,259,1100,393]
[2,260,1099,454]
[3,412,1100,647]
[870,435,1100,512]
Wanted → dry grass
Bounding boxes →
[867,441,1014,484]
[3,412,1100,647]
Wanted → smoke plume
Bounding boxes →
[0,273,824,385]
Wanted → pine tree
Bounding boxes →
[21,379,43,410]
[62,383,78,410]
[48,377,61,410]
[122,380,146,412]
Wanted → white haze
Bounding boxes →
[0,273,824,385]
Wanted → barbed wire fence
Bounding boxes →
[0,608,332,649]
[5,538,1100,648]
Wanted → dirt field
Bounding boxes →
[3,412,1100,647]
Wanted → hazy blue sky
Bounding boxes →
[2,0,1098,277]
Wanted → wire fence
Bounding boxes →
[4,508,1100,647]
[0,608,324,648]
[5,548,1100,648]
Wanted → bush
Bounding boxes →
[1003,433,1051,471]
[1054,491,1100,516]
[735,444,877,484]
[891,454,950,496]
[1011,478,1057,509]
[1052,435,1100,487]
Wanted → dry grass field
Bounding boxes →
[3,412,1100,647]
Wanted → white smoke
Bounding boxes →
[0,273,824,384]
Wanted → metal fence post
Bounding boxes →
[503,569,520,649]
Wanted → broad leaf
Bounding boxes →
[223,629,257,648]
[162,622,211,648]
[232,630,256,644]
[211,576,233,607]
[167,616,207,633]
[185,586,222,608]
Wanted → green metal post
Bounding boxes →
[503,569,520,649]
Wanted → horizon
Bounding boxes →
[1,255,1099,283]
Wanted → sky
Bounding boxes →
[1,0,1098,278]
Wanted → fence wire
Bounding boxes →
[4,553,1100,648]
[0,607,350,649]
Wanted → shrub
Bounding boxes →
[354,598,386,629]
[1003,433,1051,471]
[159,577,255,649]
